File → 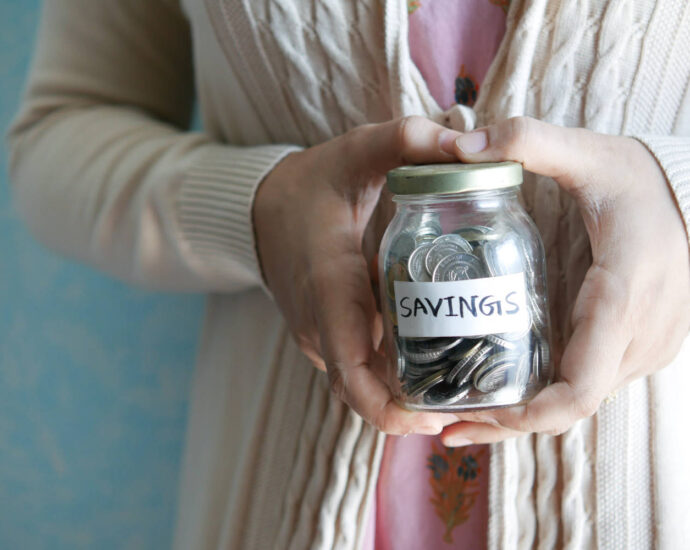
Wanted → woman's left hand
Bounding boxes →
[440,116,690,446]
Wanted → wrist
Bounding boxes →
[252,150,302,289]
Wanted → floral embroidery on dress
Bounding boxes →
[454,64,479,107]
[408,0,422,14]
[489,0,511,14]
[427,443,485,544]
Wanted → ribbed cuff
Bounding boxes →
[632,135,690,242]
[177,143,302,292]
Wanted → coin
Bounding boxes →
[401,346,453,364]
[531,336,550,379]
[473,352,519,393]
[425,241,473,275]
[414,231,439,246]
[431,233,473,252]
[424,380,472,406]
[407,242,435,281]
[403,358,453,379]
[406,369,448,396]
[486,334,519,350]
[453,225,499,244]
[447,340,486,385]
[431,252,484,281]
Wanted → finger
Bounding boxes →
[452,116,621,199]
[312,250,447,436]
[441,421,522,446]
[352,116,463,175]
[465,266,632,435]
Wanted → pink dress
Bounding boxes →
[362,2,508,548]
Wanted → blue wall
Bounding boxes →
[0,2,203,548]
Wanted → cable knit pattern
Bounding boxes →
[561,422,588,550]
[583,0,635,133]
[539,0,589,124]
[516,435,536,550]
[535,434,560,550]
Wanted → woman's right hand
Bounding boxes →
[253,117,462,436]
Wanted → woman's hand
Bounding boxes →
[254,117,462,436]
[441,116,690,446]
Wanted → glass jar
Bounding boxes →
[378,162,552,412]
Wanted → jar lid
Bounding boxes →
[386,162,522,195]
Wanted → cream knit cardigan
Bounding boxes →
[8,1,690,548]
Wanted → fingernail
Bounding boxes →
[456,131,488,154]
[439,130,460,155]
[444,436,473,447]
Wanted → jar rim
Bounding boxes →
[386,162,522,195]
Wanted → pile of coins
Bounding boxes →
[384,213,550,408]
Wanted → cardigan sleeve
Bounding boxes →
[632,135,690,244]
[6,0,299,293]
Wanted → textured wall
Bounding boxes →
[0,2,203,548]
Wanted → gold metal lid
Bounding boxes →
[386,162,523,195]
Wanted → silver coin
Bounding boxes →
[431,253,484,282]
[473,352,519,393]
[455,344,494,386]
[453,225,499,244]
[407,242,435,281]
[447,341,489,385]
[424,380,472,406]
[531,337,550,379]
[401,346,452,364]
[396,355,405,379]
[406,369,448,397]
[414,231,439,246]
[486,334,519,350]
[403,359,451,379]
[425,241,473,275]
[403,359,453,379]
[432,234,473,253]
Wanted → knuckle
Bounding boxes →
[396,115,424,150]
[516,405,539,434]
[371,404,402,434]
[570,388,601,421]
[371,406,390,433]
[501,116,532,158]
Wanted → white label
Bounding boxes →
[394,273,530,337]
